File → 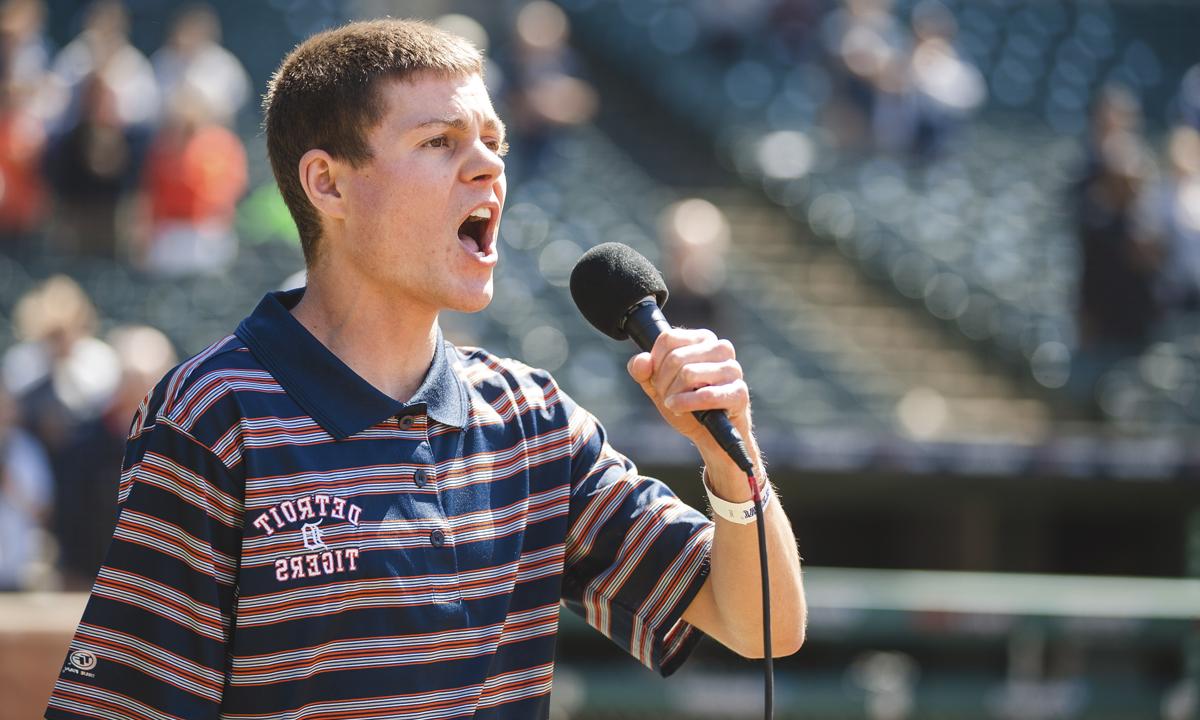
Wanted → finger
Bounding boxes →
[661,359,743,400]
[652,336,736,399]
[664,379,750,414]
[649,328,718,374]
[627,352,653,385]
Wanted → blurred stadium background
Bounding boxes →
[0,0,1198,717]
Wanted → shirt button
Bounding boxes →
[430,529,446,547]
[413,469,429,488]
[398,415,416,430]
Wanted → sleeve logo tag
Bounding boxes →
[65,649,98,678]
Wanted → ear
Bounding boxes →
[298,149,346,222]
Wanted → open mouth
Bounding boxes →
[457,206,495,256]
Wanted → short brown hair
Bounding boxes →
[263,19,484,265]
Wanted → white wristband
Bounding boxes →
[705,475,773,524]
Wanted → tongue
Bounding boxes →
[459,227,481,253]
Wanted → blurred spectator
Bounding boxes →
[0,0,50,102]
[0,27,48,253]
[904,0,984,160]
[867,53,915,155]
[1071,85,1161,358]
[1144,126,1200,316]
[504,1,597,178]
[1080,85,1142,188]
[2,275,119,459]
[0,381,53,591]
[37,1,154,257]
[658,198,731,336]
[820,0,908,150]
[56,324,174,589]
[137,89,247,277]
[151,3,250,128]
[44,71,135,256]
[42,0,158,133]
[1074,131,1160,353]
[2,276,120,588]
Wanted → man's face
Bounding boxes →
[336,72,507,314]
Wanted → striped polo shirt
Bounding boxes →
[46,288,715,720]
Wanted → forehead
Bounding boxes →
[377,72,498,128]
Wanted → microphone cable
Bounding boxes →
[746,471,773,719]
[706,425,773,719]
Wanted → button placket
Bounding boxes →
[409,433,461,603]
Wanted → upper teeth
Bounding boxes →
[468,208,492,221]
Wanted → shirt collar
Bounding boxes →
[236,288,468,439]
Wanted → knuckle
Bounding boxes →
[667,328,695,346]
[680,365,701,385]
[718,338,736,357]
[666,347,689,369]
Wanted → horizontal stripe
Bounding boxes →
[136,450,242,528]
[230,603,559,685]
[219,663,555,720]
[168,369,283,431]
[113,510,237,585]
[241,425,574,504]
[76,623,224,701]
[92,566,227,641]
[237,545,565,627]
[50,678,192,720]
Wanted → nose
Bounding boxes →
[463,140,505,185]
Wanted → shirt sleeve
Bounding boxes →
[559,388,714,677]
[45,417,243,720]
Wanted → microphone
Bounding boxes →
[569,241,755,476]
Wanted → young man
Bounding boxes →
[45,19,805,719]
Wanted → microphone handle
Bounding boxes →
[624,299,756,475]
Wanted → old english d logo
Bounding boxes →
[301,520,327,550]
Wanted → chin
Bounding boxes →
[448,283,494,314]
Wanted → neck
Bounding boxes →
[291,272,439,403]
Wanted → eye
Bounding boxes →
[487,139,510,157]
[424,135,450,149]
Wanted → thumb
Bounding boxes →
[627,352,653,385]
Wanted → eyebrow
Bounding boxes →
[415,115,507,141]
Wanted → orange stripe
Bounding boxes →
[242,554,562,622]
[76,630,222,696]
[96,573,223,635]
[237,612,556,681]
[54,682,191,720]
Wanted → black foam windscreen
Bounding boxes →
[569,242,669,341]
